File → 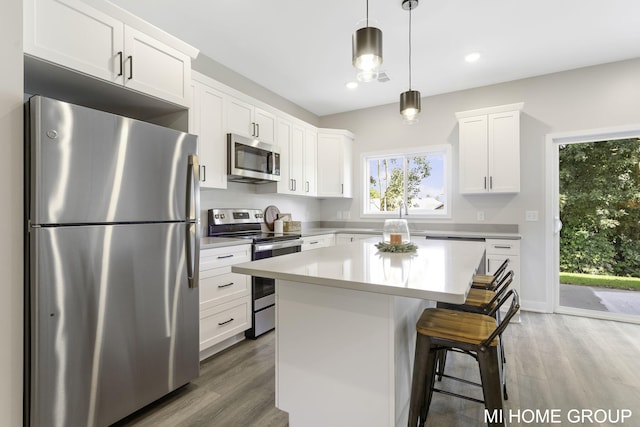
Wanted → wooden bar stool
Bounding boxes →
[408,289,520,427]
[435,271,514,394]
[472,258,509,290]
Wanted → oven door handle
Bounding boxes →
[254,239,303,253]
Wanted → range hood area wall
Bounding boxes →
[319,58,640,314]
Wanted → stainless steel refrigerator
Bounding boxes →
[25,96,200,427]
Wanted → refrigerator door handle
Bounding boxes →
[187,154,200,288]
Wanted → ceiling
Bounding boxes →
[109,0,640,117]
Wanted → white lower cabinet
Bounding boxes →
[301,234,335,251]
[485,239,520,320]
[199,244,252,359]
[335,233,373,245]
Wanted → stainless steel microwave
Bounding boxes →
[227,133,281,183]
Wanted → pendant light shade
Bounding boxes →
[352,0,383,82]
[400,0,420,124]
[400,89,421,122]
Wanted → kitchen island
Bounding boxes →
[232,237,485,427]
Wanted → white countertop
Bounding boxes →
[300,227,520,240]
[231,237,486,303]
[200,236,251,249]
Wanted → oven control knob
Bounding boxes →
[221,214,226,219]
[214,214,220,219]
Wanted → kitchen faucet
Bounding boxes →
[399,201,408,218]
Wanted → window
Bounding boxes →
[363,146,450,217]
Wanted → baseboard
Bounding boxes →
[199,333,245,362]
[521,299,552,313]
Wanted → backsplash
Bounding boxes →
[199,182,323,235]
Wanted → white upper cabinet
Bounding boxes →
[24,0,196,107]
[317,129,354,198]
[190,72,227,189]
[226,96,276,144]
[264,118,317,196]
[456,103,523,194]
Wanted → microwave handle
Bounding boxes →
[267,151,273,174]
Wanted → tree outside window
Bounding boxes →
[364,148,449,217]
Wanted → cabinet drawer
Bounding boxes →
[301,234,335,251]
[199,298,251,351]
[200,244,251,271]
[200,270,250,310]
[486,239,520,255]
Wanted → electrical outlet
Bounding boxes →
[525,210,539,221]
[477,211,485,221]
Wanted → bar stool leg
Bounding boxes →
[419,339,438,426]
[408,333,430,427]
[478,346,506,427]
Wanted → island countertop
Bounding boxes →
[232,237,486,304]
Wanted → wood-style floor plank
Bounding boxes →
[112,312,640,427]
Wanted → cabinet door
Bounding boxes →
[226,96,254,138]
[24,0,124,84]
[289,125,305,195]
[341,134,353,198]
[317,133,344,197]
[193,80,227,189]
[274,118,291,194]
[458,115,489,194]
[254,108,276,144]
[123,26,191,107]
[488,111,520,193]
[304,128,317,196]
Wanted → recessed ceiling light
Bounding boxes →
[345,81,358,90]
[465,52,481,63]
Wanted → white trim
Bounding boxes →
[545,124,640,322]
[454,102,524,119]
[360,145,452,219]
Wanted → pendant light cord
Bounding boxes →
[408,3,412,90]
[366,0,369,27]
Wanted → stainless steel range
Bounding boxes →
[208,208,302,338]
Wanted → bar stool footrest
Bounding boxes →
[439,373,482,388]
[433,388,485,404]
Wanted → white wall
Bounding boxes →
[1,0,23,423]
[200,182,323,235]
[319,58,640,311]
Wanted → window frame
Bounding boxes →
[360,145,452,219]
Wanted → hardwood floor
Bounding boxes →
[113,312,640,426]
[113,331,288,427]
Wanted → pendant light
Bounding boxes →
[352,0,383,82]
[400,0,421,124]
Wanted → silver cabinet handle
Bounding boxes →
[484,176,487,189]
[490,176,493,189]
[306,181,309,192]
[256,123,260,137]
[218,282,234,288]
[217,254,234,259]
[309,241,319,245]
[341,184,344,194]
[218,318,234,326]
[494,245,512,249]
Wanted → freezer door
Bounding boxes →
[28,96,198,225]
[28,223,199,427]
